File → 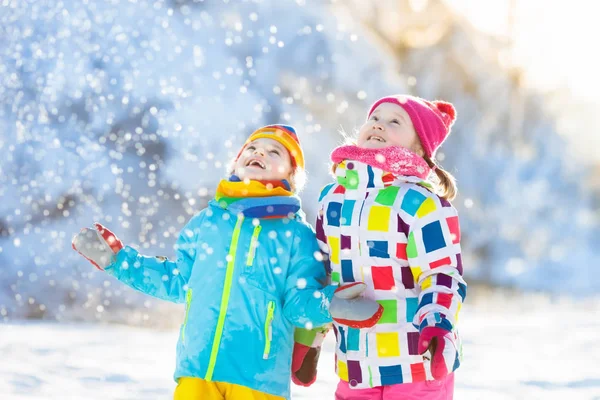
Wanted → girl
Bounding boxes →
[316,96,467,399]
[72,124,382,400]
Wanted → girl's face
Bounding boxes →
[357,102,423,155]
[234,138,293,181]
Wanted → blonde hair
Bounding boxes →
[423,154,457,202]
[333,128,458,201]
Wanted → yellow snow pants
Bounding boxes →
[173,377,285,400]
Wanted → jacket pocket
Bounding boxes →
[241,223,279,293]
[263,300,276,359]
[181,288,193,344]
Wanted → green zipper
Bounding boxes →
[246,224,262,266]
[181,288,193,343]
[205,214,244,381]
[263,300,275,359]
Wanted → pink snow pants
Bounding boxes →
[335,373,454,400]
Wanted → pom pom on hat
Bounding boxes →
[432,100,456,128]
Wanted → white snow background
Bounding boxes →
[2,291,600,399]
[1,0,599,399]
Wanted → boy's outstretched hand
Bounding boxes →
[418,326,458,380]
[329,282,383,328]
[72,223,123,270]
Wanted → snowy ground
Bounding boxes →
[1,290,599,400]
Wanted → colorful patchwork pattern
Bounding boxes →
[396,242,407,260]
[341,259,355,282]
[368,240,389,258]
[376,299,398,324]
[347,327,360,351]
[348,360,362,384]
[375,186,400,206]
[405,297,418,322]
[400,189,426,216]
[372,266,395,290]
[341,200,355,226]
[376,332,400,357]
[407,331,420,355]
[326,202,342,227]
[316,160,466,388]
[368,206,391,231]
[379,365,403,385]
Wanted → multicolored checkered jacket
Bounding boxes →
[316,159,467,389]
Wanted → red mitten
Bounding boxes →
[72,223,124,270]
[329,282,383,328]
[291,342,320,387]
[418,326,458,380]
[291,327,329,387]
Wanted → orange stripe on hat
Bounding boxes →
[239,125,305,169]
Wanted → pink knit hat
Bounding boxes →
[367,95,457,158]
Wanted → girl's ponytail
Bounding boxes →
[424,155,457,202]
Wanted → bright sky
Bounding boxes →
[444,0,600,161]
[445,0,599,103]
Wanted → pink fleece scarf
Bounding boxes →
[331,145,431,180]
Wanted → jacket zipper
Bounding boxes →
[246,224,262,266]
[263,300,275,359]
[357,192,369,259]
[181,288,193,343]
[205,214,244,381]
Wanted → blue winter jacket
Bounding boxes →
[105,199,336,399]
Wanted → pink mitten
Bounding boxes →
[72,223,124,270]
[418,326,458,380]
[329,282,383,328]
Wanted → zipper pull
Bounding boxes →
[246,224,262,266]
[263,301,275,359]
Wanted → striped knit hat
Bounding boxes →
[238,124,305,169]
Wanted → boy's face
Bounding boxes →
[234,138,293,182]
[357,102,423,155]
